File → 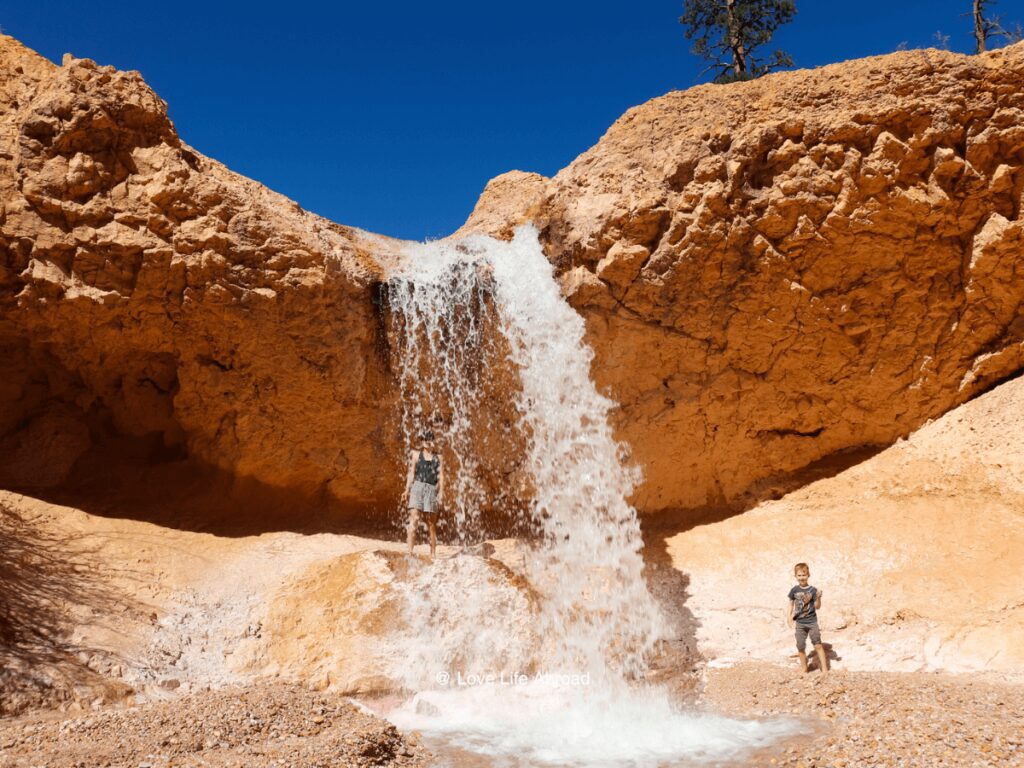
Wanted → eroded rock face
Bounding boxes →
[467,44,1024,514]
[0,37,401,516]
[2,34,1023,521]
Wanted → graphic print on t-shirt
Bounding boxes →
[788,585,817,622]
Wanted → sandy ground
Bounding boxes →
[703,662,1024,768]
[0,664,1020,768]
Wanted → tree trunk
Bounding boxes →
[725,0,748,78]
[974,0,987,54]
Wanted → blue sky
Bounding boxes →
[5,1,1022,240]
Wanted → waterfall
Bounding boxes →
[378,226,795,766]
[384,249,516,545]
[384,225,662,678]
[486,227,664,681]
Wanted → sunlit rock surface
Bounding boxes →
[1,32,1023,524]
[0,36,400,521]
[466,43,1024,515]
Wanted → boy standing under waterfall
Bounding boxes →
[405,429,444,558]
[786,562,828,675]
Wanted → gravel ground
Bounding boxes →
[0,683,430,768]
[703,663,1024,768]
[2,666,1022,767]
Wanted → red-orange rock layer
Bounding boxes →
[0,37,401,518]
[465,44,1024,513]
[2,35,1023,520]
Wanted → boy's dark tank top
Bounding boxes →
[414,450,439,485]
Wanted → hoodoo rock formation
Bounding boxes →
[1,33,1023,522]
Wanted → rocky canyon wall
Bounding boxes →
[0,37,402,520]
[1,34,1022,522]
[464,44,1024,514]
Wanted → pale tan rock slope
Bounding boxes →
[666,373,1024,676]
[1,33,1023,522]
[0,486,537,713]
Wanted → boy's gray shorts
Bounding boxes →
[409,480,438,514]
[794,621,821,651]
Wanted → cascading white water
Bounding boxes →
[384,251,512,545]
[487,227,664,682]
[378,226,797,766]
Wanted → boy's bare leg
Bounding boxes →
[407,509,419,554]
[814,643,829,674]
[428,518,437,558]
[797,650,809,673]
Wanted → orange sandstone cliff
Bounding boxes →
[465,44,1024,515]
[1,35,1022,523]
[0,37,401,524]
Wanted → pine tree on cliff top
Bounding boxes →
[680,0,796,84]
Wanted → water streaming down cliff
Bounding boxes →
[385,225,661,679]
[384,248,528,544]
[380,226,795,765]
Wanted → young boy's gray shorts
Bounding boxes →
[794,621,821,651]
[409,480,438,514]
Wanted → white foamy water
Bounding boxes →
[380,226,798,765]
[387,681,797,767]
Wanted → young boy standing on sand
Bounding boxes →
[787,562,828,675]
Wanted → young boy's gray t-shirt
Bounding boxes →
[788,585,818,624]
